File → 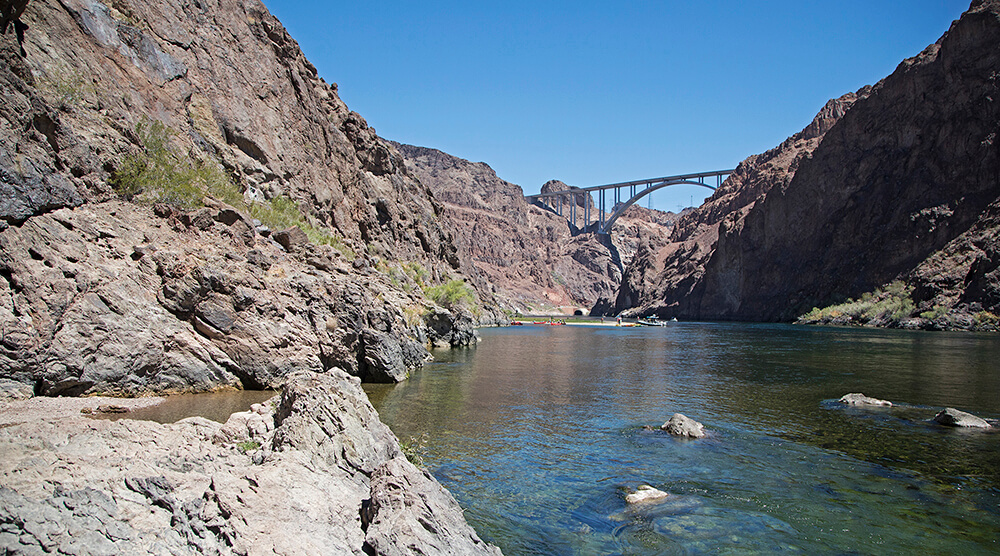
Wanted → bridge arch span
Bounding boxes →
[525,169,733,234]
[598,179,716,234]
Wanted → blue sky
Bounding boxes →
[262,1,968,212]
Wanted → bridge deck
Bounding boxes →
[525,169,735,234]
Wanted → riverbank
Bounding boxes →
[0,371,501,555]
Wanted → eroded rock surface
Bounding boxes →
[0,371,502,555]
[0,201,435,395]
[661,413,706,438]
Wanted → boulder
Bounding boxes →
[272,226,309,252]
[364,455,503,555]
[272,369,400,475]
[625,485,669,504]
[661,413,705,438]
[361,328,409,383]
[838,393,892,407]
[424,308,479,348]
[933,407,992,428]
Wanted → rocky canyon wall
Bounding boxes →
[0,0,481,397]
[617,0,1000,326]
[393,143,676,314]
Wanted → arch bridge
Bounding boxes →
[526,169,734,234]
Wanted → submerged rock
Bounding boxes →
[625,485,669,504]
[933,407,992,429]
[838,393,892,407]
[661,413,706,438]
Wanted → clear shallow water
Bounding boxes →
[92,389,277,424]
[364,323,1000,555]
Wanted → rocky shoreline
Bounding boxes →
[0,371,502,554]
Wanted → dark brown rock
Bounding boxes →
[615,1,1000,325]
[272,226,309,252]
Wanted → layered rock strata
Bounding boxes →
[0,371,502,555]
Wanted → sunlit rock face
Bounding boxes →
[617,0,1000,324]
[395,143,675,314]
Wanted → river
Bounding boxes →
[364,323,1000,555]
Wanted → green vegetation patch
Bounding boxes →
[424,278,477,311]
[236,440,260,454]
[111,118,241,209]
[798,281,916,326]
[248,196,354,259]
[112,118,353,259]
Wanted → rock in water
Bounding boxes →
[933,407,992,428]
[625,485,669,504]
[661,413,706,438]
[838,393,892,407]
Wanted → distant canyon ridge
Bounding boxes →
[404,0,1000,330]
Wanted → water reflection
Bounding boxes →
[365,324,1000,555]
[91,389,277,424]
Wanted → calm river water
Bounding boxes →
[364,323,1000,555]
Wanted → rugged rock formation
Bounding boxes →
[0,0,487,395]
[612,92,865,317]
[616,0,1000,325]
[394,143,675,314]
[1,0,501,550]
[0,371,502,554]
[0,198,451,395]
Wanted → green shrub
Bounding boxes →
[920,305,949,320]
[248,195,354,259]
[974,311,999,326]
[111,118,241,210]
[798,281,916,326]
[424,279,476,310]
[399,434,428,467]
[236,440,260,453]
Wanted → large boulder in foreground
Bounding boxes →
[0,370,503,555]
[933,407,992,428]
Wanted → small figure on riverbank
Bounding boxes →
[661,413,705,438]
[933,407,992,428]
[838,393,892,407]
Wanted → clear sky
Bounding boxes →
[262,1,968,212]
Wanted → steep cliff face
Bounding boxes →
[394,143,674,313]
[697,0,1000,322]
[0,0,472,396]
[618,0,1000,324]
[613,92,864,316]
[4,0,457,269]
